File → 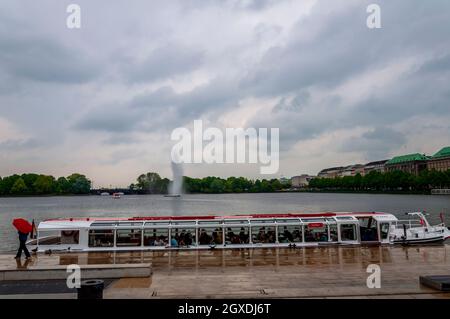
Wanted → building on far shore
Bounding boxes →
[427,146,450,172]
[363,160,389,175]
[291,175,316,188]
[317,167,344,178]
[278,176,291,185]
[313,146,449,180]
[340,164,365,177]
[385,153,429,175]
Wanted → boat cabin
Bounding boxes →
[29,212,401,252]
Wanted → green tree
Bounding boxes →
[67,173,91,194]
[56,177,71,194]
[33,175,55,194]
[20,173,39,193]
[136,172,164,193]
[10,177,28,194]
[210,178,225,193]
[134,172,170,194]
[270,179,283,191]
[2,175,20,194]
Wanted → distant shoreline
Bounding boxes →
[0,190,440,198]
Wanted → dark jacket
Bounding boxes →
[18,232,28,242]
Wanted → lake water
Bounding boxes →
[1,192,449,252]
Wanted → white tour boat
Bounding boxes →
[27,212,450,253]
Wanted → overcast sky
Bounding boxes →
[1,0,450,187]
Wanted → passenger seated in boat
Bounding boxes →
[213,229,223,244]
[239,228,248,243]
[231,235,241,244]
[305,230,315,242]
[257,230,266,242]
[178,230,186,246]
[283,227,294,242]
[293,230,301,241]
[159,236,168,246]
[185,231,193,245]
[170,238,178,247]
[199,229,211,245]
[319,233,328,241]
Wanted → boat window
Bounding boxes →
[225,227,250,244]
[116,229,142,247]
[251,226,276,244]
[143,228,169,246]
[224,220,249,224]
[37,231,61,245]
[277,225,302,243]
[276,219,300,224]
[329,224,338,241]
[61,230,79,244]
[304,224,328,242]
[358,217,378,241]
[197,220,223,225]
[380,223,390,240]
[118,222,143,227]
[91,222,117,227]
[88,229,114,247]
[250,219,275,224]
[171,228,197,247]
[198,227,223,245]
[144,221,170,226]
[171,221,197,226]
[340,224,357,241]
[301,218,326,223]
[336,216,354,220]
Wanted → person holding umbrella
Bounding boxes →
[12,218,32,259]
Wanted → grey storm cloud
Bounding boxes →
[124,44,205,83]
[272,90,311,113]
[243,0,450,155]
[340,127,407,160]
[74,0,450,160]
[0,138,39,151]
[0,31,100,84]
[1,0,450,183]
[75,77,240,133]
[74,103,146,133]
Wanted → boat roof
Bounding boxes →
[37,212,394,230]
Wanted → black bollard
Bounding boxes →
[77,279,105,299]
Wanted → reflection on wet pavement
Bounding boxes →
[1,245,449,298]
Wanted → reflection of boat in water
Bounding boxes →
[27,211,450,253]
[164,194,181,198]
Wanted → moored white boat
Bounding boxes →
[26,212,450,253]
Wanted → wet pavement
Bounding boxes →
[1,245,450,298]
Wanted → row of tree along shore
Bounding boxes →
[308,170,450,192]
[0,173,91,196]
[129,172,288,194]
[2,169,449,196]
[130,170,450,195]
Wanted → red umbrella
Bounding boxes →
[12,218,32,234]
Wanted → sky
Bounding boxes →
[0,0,450,187]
